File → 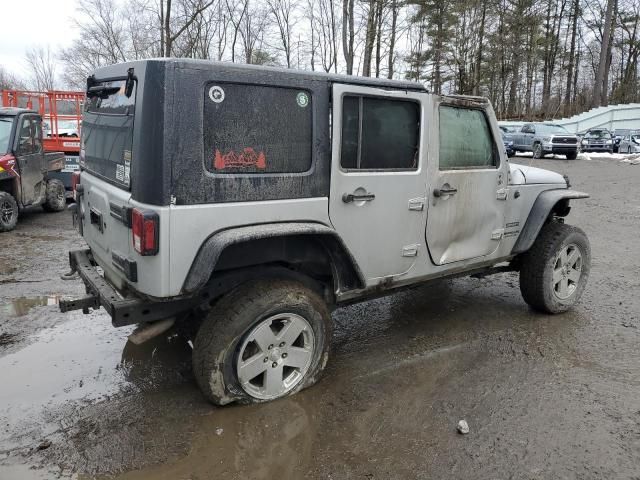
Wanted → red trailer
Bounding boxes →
[1,90,84,195]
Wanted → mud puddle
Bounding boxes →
[0,296,63,317]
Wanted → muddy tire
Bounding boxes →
[519,221,591,313]
[42,179,66,212]
[0,192,19,232]
[193,279,332,406]
[532,143,543,159]
[566,151,577,160]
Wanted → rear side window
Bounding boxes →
[204,84,312,174]
[439,106,497,169]
[340,95,419,170]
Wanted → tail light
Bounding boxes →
[71,171,81,200]
[131,209,159,256]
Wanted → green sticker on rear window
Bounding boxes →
[296,92,309,108]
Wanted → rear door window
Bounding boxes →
[82,79,136,187]
[204,84,312,174]
[340,95,420,170]
[439,106,498,169]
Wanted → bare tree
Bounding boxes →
[593,0,615,106]
[342,0,355,74]
[25,46,57,91]
[0,66,27,90]
[266,0,297,67]
[160,0,216,56]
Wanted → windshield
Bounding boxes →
[0,117,14,154]
[537,124,570,134]
[585,130,611,139]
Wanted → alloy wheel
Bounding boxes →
[552,243,583,300]
[236,313,315,400]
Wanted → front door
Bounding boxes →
[329,84,429,286]
[14,115,44,206]
[425,101,507,265]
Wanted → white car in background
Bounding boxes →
[617,132,640,153]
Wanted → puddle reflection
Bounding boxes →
[1,295,62,317]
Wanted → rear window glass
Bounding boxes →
[204,83,312,174]
[86,80,135,115]
[82,79,136,187]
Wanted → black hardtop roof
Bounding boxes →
[93,58,428,92]
[0,107,37,116]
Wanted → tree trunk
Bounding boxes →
[601,0,617,106]
[564,0,578,115]
[387,0,398,79]
[473,1,487,95]
[342,0,355,74]
[593,0,615,107]
[165,0,172,57]
[362,0,378,77]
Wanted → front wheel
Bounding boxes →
[566,151,577,160]
[193,279,332,405]
[533,143,543,159]
[519,221,591,313]
[0,192,19,232]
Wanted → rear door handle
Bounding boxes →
[433,186,458,197]
[342,192,375,203]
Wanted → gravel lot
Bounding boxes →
[1,155,639,479]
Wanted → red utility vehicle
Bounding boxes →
[1,90,84,196]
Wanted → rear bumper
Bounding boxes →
[60,249,196,327]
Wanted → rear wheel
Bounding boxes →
[42,179,65,212]
[0,192,18,232]
[192,279,332,405]
[519,221,591,313]
[533,143,543,159]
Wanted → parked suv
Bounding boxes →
[511,123,579,159]
[580,129,614,153]
[61,60,591,405]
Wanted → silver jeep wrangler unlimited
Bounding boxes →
[61,59,591,405]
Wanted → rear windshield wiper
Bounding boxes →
[86,85,120,99]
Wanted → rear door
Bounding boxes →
[329,84,429,285]
[79,79,136,287]
[14,115,44,206]
[425,101,506,265]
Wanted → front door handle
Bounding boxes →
[343,192,375,203]
[433,185,458,197]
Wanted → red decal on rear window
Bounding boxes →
[214,148,266,170]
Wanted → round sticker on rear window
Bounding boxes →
[209,86,225,103]
[296,92,309,108]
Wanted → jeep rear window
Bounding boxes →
[82,80,135,188]
[204,83,312,174]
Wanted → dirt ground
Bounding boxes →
[1,156,639,480]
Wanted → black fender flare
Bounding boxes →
[512,189,589,254]
[182,222,365,294]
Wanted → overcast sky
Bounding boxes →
[0,0,79,80]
